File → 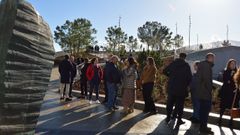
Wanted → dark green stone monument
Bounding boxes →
[0,0,55,134]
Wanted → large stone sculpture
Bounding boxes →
[0,0,55,134]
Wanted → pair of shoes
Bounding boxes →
[95,100,101,104]
[188,116,193,121]
[113,106,119,110]
[89,100,93,104]
[149,111,157,115]
[199,127,214,134]
[128,109,134,113]
[190,117,200,124]
[60,97,64,100]
[65,98,72,102]
[229,120,233,129]
[101,100,107,104]
[217,118,222,126]
[121,109,129,115]
[143,110,149,113]
[165,117,171,124]
[69,95,73,98]
[177,119,186,126]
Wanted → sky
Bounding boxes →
[27,0,240,52]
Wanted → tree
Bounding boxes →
[222,40,231,47]
[94,45,100,52]
[172,34,184,49]
[137,21,173,52]
[127,36,138,52]
[105,26,128,53]
[54,18,97,56]
[199,44,203,50]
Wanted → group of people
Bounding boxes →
[58,52,240,134]
[163,52,240,134]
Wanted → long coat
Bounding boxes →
[163,58,192,97]
[59,59,72,83]
[220,69,239,109]
[195,60,214,101]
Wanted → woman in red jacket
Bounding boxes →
[86,58,103,104]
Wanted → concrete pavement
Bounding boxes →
[35,82,240,135]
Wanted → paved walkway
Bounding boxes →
[35,81,240,135]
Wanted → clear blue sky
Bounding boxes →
[28,0,240,52]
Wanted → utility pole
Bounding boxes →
[197,34,199,46]
[226,24,229,41]
[118,16,121,28]
[176,23,178,35]
[189,15,191,49]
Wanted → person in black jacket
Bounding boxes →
[80,58,90,99]
[102,54,113,104]
[105,55,121,111]
[218,59,239,128]
[69,55,77,98]
[163,53,192,126]
[59,55,73,102]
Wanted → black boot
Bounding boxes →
[199,126,214,134]
[229,119,233,129]
[218,117,222,126]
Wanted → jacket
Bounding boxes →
[70,61,77,81]
[59,59,72,83]
[81,63,90,81]
[195,60,214,100]
[86,64,103,81]
[141,65,157,84]
[219,69,238,108]
[163,58,192,97]
[105,62,121,84]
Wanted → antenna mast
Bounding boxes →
[188,15,191,49]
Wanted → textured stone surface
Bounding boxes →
[0,0,55,134]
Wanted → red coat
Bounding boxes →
[86,64,103,81]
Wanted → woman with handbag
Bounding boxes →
[218,59,239,127]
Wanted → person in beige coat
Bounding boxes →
[141,57,157,115]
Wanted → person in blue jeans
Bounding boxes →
[189,61,200,123]
[104,55,121,111]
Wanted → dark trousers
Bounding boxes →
[69,78,74,97]
[89,81,99,100]
[80,79,88,97]
[166,94,185,120]
[199,99,212,128]
[192,97,200,120]
[103,81,108,102]
[142,82,156,112]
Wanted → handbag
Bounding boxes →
[229,89,240,118]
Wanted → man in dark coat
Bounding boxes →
[102,54,113,104]
[59,55,73,101]
[195,53,215,134]
[105,55,121,111]
[163,53,192,126]
[80,58,90,99]
[69,55,77,98]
